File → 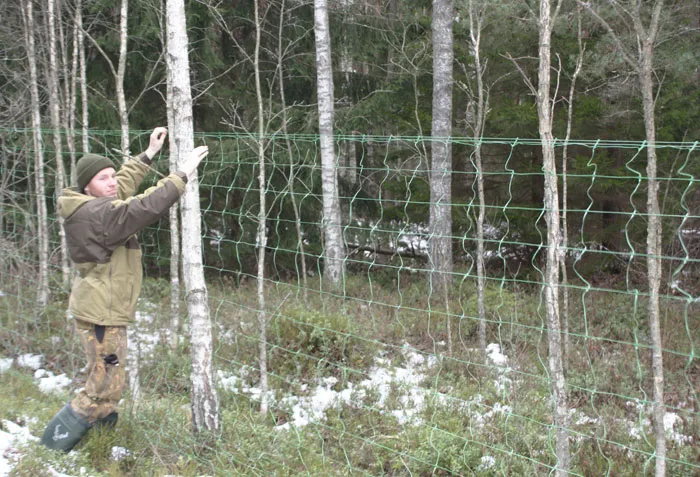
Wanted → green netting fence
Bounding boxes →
[1,128,698,475]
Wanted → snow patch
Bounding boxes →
[477,455,496,471]
[1,419,38,476]
[111,446,132,461]
[35,371,73,395]
[0,358,12,374]
[16,354,42,370]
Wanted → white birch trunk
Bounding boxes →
[429,0,454,297]
[167,80,181,350]
[67,0,79,184]
[47,0,70,288]
[314,0,345,287]
[166,0,220,433]
[253,0,269,414]
[77,0,88,154]
[537,1,570,473]
[23,0,49,311]
[467,0,488,354]
[117,0,129,160]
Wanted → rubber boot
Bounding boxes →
[40,403,91,452]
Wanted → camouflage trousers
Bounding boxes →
[70,319,127,423]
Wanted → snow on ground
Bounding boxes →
[35,369,73,395]
[17,353,43,370]
[0,359,11,374]
[0,419,37,476]
[218,342,513,431]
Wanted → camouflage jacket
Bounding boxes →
[57,153,187,326]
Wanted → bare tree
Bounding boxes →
[253,0,270,415]
[430,0,454,352]
[22,0,49,311]
[560,6,585,364]
[116,0,129,158]
[465,0,488,354]
[536,0,570,473]
[581,2,668,474]
[277,0,309,302]
[46,0,70,287]
[166,0,220,433]
[315,0,345,287]
[77,0,88,155]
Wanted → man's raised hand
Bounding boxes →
[181,146,209,178]
[145,127,168,159]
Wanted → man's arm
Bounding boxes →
[116,127,168,199]
[100,144,209,249]
[102,172,188,249]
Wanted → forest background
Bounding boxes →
[0,0,699,476]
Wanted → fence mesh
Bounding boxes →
[0,128,698,475]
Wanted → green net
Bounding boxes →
[0,128,697,475]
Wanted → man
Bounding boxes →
[40,127,208,452]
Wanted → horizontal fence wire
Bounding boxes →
[0,128,698,475]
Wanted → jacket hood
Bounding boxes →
[58,188,96,219]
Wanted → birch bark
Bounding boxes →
[23,0,49,311]
[46,0,70,288]
[314,0,345,288]
[166,0,220,433]
[117,0,129,160]
[253,0,270,414]
[467,0,487,354]
[536,1,570,473]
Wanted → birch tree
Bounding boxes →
[22,0,49,311]
[536,0,570,473]
[560,6,585,364]
[277,0,308,302]
[166,0,220,434]
[79,0,130,159]
[581,2,668,473]
[77,0,88,155]
[430,0,454,351]
[464,0,488,353]
[314,0,345,287]
[46,0,70,287]
[116,0,129,159]
[252,0,270,414]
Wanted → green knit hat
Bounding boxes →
[76,154,115,192]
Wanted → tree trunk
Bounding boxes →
[581,3,667,473]
[277,0,308,303]
[430,0,454,352]
[253,0,270,415]
[23,0,49,311]
[537,1,570,474]
[167,84,181,350]
[560,7,584,365]
[639,6,666,475]
[166,0,220,434]
[77,0,88,154]
[314,0,345,287]
[117,0,129,160]
[46,0,70,288]
[67,0,79,183]
[468,0,487,354]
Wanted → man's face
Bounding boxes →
[84,167,117,198]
